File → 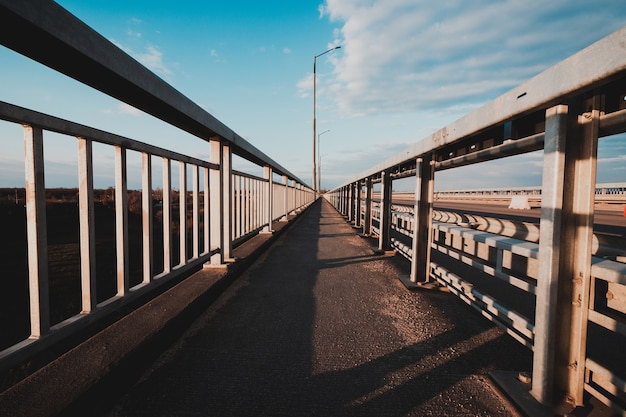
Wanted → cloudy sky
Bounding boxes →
[1,0,625,190]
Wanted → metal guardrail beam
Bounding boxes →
[0,0,306,186]
[336,25,626,186]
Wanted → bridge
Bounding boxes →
[0,2,625,416]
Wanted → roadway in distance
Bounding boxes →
[391,195,626,238]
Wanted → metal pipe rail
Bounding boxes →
[327,24,626,415]
[432,182,626,204]
[0,0,314,391]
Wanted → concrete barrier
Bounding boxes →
[508,195,531,210]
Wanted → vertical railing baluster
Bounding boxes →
[354,180,362,228]
[281,175,288,221]
[24,125,50,337]
[162,157,172,273]
[233,175,243,238]
[78,137,97,311]
[178,161,187,266]
[263,166,273,234]
[222,143,232,261]
[192,164,199,259]
[115,146,129,295]
[244,176,250,235]
[141,152,153,284]
[203,166,210,255]
[363,177,372,236]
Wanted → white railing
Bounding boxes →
[0,0,314,393]
[328,24,626,416]
[433,182,626,203]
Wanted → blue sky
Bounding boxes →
[1,0,626,190]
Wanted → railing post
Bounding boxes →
[354,181,362,228]
[203,166,210,255]
[207,137,232,266]
[281,175,288,221]
[178,161,187,266]
[262,165,274,234]
[114,146,129,295]
[362,177,372,236]
[141,152,153,285]
[347,183,354,223]
[291,180,297,214]
[377,170,392,252]
[532,100,599,408]
[24,125,50,338]
[78,137,97,312]
[162,158,172,272]
[408,156,434,283]
[191,165,199,259]
[532,104,568,406]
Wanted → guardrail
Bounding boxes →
[327,24,626,415]
[432,182,626,204]
[0,0,314,393]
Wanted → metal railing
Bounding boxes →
[327,24,626,415]
[432,182,626,203]
[0,0,314,389]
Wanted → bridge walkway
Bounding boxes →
[97,198,532,417]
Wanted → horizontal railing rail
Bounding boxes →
[0,0,315,393]
[327,24,626,415]
[431,182,626,203]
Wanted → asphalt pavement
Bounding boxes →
[97,198,533,417]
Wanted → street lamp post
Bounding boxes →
[313,45,340,194]
[317,129,330,192]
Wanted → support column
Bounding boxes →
[362,177,372,236]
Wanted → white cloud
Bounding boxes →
[136,45,172,77]
[314,0,626,118]
[118,103,143,116]
[283,47,292,55]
